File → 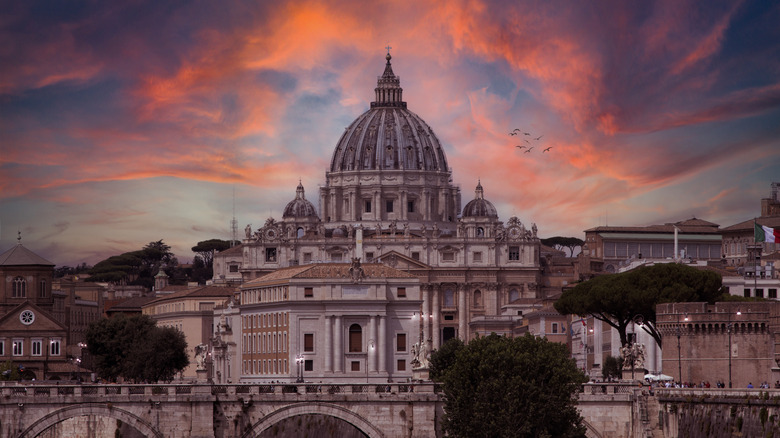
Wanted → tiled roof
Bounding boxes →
[217,244,243,256]
[0,244,55,266]
[105,296,156,312]
[584,217,721,234]
[721,215,780,232]
[147,285,236,304]
[242,263,417,286]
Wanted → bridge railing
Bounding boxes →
[581,382,642,395]
[0,382,439,400]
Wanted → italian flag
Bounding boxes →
[755,222,780,243]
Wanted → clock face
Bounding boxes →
[20,309,35,325]
[265,228,277,240]
[508,227,521,239]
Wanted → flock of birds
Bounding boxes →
[509,128,552,154]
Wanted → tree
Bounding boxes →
[554,263,725,348]
[88,240,177,289]
[434,334,588,438]
[429,337,464,382]
[602,356,622,381]
[191,239,234,270]
[86,315,188,382]
[540,236,585,257]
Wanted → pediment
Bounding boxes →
[0,301,67,332]
[375,251,430,270]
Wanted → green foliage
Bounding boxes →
[601,355,622,381]
[0,360,21,381]
[429,337,465,382]
[86,315,188,382]
[88,240,177,289]
[540,236,585,257]
[554,263,724,348]
[438,333,588,438]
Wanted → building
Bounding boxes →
[142,285,236,379]
[657,301,779,387]
[238,261,421,383]
[213,52,544,353]
[581,217,723,275]
[0,239,69,380]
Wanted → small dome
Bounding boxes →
[283,182,319,219]
[462,181,498,218]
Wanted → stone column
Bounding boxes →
[423,190,430,221]
[334,316,343,373]
[369,315,377,373]
[324,315,333,373]
[401,191,407,221]
[432,285,441,349]
[374,191,381,221]
[378,315,387,373]
[330,192,337,222]
[422,285,430,342]
[458,284,467,341]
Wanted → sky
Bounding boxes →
[1,0,780,267]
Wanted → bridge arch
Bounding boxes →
[583,419,603,438]
[242,402,384,438]
[18,403,163,438]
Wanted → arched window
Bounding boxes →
[297,227,305,238]
[509,288,519,303]
[39,279,46,298]
[12,277,26,298]
[349,324,362,352]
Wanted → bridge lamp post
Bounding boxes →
[296,354,304,383]
[727,309,742,389]
[366,339,375,384]
[676,313,689,384]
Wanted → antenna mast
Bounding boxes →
[231,186,238,247]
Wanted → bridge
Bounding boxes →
[0,381,674,437]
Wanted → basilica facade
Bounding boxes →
[213,52,543,361]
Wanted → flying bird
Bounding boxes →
[509,132,517,136]
[543,147,553,152]
[525,147,534,153]
[516,145,526,149]
[524,132,531,136]
[512,128,522,132]
[535,135,544,141]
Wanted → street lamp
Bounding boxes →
[676,313,689,384]
[727,309,742,389]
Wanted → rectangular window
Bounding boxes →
[304,359,313,372]
[365,201,372,213]
[411,252,420,260]
[31,340,42,356]
[397,287,406,298]
[50,340,61,356]
[351,361,361,372]
[444,315,454,321]
[473,252,482,263]
[756,289,764,298]
[442,252,454,262]
[552,323,559,334]
[303,252,312,263]
[304,287,313,298]
[331,253,342,262]
[744,289,751,297]
[13,340,23,356]
[408,201,414,213]
[0,340,4,356]
[770,289,777,299]
[265,247,277,262]
[386,200,394,213]
[229,265,239,273]
[397,333,407,352]
[397,359,406,371]
[366,252,374,262]
[509,247,520,261]
[304,333,314,352]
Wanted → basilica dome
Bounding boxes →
[283,182,318,219]
[462,181,498,218]
[328,53,450,173]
